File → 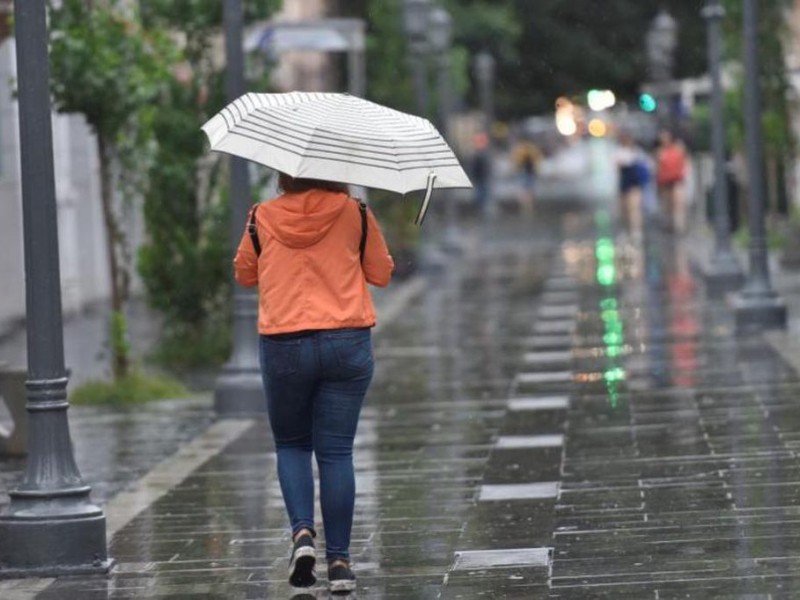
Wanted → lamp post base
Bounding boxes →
[731,292,787,332]
[703,256,744,296]
[0,508,112,578]
[214,368,265,416]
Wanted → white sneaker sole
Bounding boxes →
[329,578,357,593]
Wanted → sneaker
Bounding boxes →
[288,533,316,588]
[328,561,356,594]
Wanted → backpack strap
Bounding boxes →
[248,203,261,257]
[357,200,368,264]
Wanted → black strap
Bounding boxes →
[357,201,367,263]
[247,200,367,262]
[248,203,261,256]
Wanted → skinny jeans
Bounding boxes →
[259,328,373,561]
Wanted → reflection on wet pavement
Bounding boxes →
[12,210,800,599]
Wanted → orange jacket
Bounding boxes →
[233,189,394,335]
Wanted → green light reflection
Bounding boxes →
[595,232,625,409]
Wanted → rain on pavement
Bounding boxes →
[1,202,798,598]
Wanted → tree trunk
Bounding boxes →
[97,134,129,379]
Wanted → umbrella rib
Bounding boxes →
[241,116,451,158]
[249,109,442,147]
[226,129,460,169]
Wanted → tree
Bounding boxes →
[49,0,176,379]
[136,0,280,370]
[499,0,708,117]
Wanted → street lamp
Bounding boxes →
[402,0,432,116]
[428,6,452,140]
[428,6,459,251]
[473,51,495,135]
[731,0,787,330]
[702,0,743,292]
[0,0,110,576]
[646,9,678,83]
[215,0,265,415]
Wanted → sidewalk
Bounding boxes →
[0,213,561,598]
[4,209,800,598]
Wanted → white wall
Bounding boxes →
[0,38,118,334]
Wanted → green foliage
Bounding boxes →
[110,311,131,374]
[49,0,178,380]
[721,0,795,158]
[70,370,188,406]
[148,319,232,371]
[49,0,176,144]
[354,1,707,119]
[136,0,279,370]
[498,0,708,117]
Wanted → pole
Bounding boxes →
[437,44,460,252]
[702,0,743,292]
[732,0,786,330]
[410,49,429,117]
[214,0,265,414]
[475,52,495,135]
[0,0,111,577]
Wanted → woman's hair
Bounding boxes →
[278,173,349,194]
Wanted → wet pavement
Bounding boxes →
[3,208,800,598]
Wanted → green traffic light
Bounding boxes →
[639,93,657,113]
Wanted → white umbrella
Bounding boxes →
[201,92,472,224]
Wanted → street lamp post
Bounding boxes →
[429,6,460,252]
[215,0,265,415]
[646,9,678,124]
[402,0,432,117]
[473,51,495,135]
[429,6,452,140]
[702,0,743,292]
[0,0,111,577]
[732,0,787,330]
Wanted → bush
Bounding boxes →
[70,371,188,406]
[148,319,232,371]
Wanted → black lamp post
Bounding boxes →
[702,0,743,292]
[428,6,452,140]
[646,8,678,125]
[473,51,495,135]
[646,9,678,83]
[0,0,111,577]
[402,0,432,117]
[429,5,460,251]
[731,0,787,330]
[214,0,265,415]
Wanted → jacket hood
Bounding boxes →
[263,190,350,249]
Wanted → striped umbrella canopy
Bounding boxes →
[201,92,472,223]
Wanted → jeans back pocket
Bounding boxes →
[261,338,301,379]
[331,333,373,377]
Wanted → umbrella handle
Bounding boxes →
[414,172,437,227]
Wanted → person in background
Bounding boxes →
[615,132,646,240]
[656,128,689,234]
[471,132,491,217]
[512,136,543,215]
[233,174,394,593]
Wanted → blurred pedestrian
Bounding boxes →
[233,174,394,593]
[512,137,542,215]
[656,129,688,234]
[615,133,647,239]
[471,132,491,216]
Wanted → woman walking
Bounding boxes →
[234,174,394,593]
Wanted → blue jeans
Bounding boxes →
[259,328,374,562]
